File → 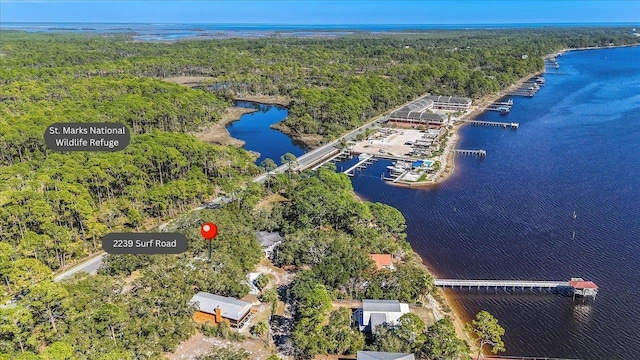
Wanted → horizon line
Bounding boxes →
[2,21,639,25]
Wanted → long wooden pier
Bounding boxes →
[453,149,487,158]
[456,119,519,129]
[435,279,569,289]
[435,277,599,297]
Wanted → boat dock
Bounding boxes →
[453,149,487,158]
[456,119,519,129]
[483,99,514,114]
[511,76,545,97]
[435,277,598,297]
[310,150,350,171]
[344,154,376,176]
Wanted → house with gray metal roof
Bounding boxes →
[256,231,283,258]
[357,299,410,332]
[357,351,415,360]
[190,292,252,327]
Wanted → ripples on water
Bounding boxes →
[337,47,640,359]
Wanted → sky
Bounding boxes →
[1,1,639,25]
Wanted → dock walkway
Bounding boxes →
[453,149,486,158]
[344,155,376,176]
[435,279,570,289]
[456,119,519,129]
[435,277,599,297]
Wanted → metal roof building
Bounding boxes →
[190,292,252,323]
[256,231,283,258]
[425,95,472,110]
[357,299,410,332]
[357,351,415,360]
[389,97,448,126]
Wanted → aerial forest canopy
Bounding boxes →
[1,27,637,276]
[1,26,638,291]
[1,27,637,359]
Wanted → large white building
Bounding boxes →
[356,299,410,332]
[425,95,472,111]
[388,97,449,126]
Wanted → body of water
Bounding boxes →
[337,46,640,359]
[228,101,306,165]
[203,47,638,358]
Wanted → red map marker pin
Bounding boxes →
[200,222,218,240]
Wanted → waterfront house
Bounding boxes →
[190,292,252,327]
[357,351,415,360]
[356,299,410,332]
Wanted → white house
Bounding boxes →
[255,231,283,258]
[356,299,410,332]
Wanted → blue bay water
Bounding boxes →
[225,46,640,359]
[340,46,640,359]
[228,101,306,165]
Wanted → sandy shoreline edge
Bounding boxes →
[191,106,258,147]
[188,43,638,355]
[407,43,640,353]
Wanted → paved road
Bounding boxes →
[54,253,105,282]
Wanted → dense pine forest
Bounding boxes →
[1,28,639,359]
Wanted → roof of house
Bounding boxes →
[256,231,283,247]
[370,313,388,331]
[569,280,598,289]
[357,351,415,360]
[190,292,252,321]
[369,254,393,270]
[363,299,401,313]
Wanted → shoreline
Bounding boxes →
[233,95,291,107]
[190,106,258,147]
[389,68,544,189]
[383,62,558,353]
[270,122,324,148]
[547,43,640,59]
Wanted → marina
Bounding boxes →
[337,46,640,359]
[344,154,377,176]
[511,76,545,97]
[485,99,514,114]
